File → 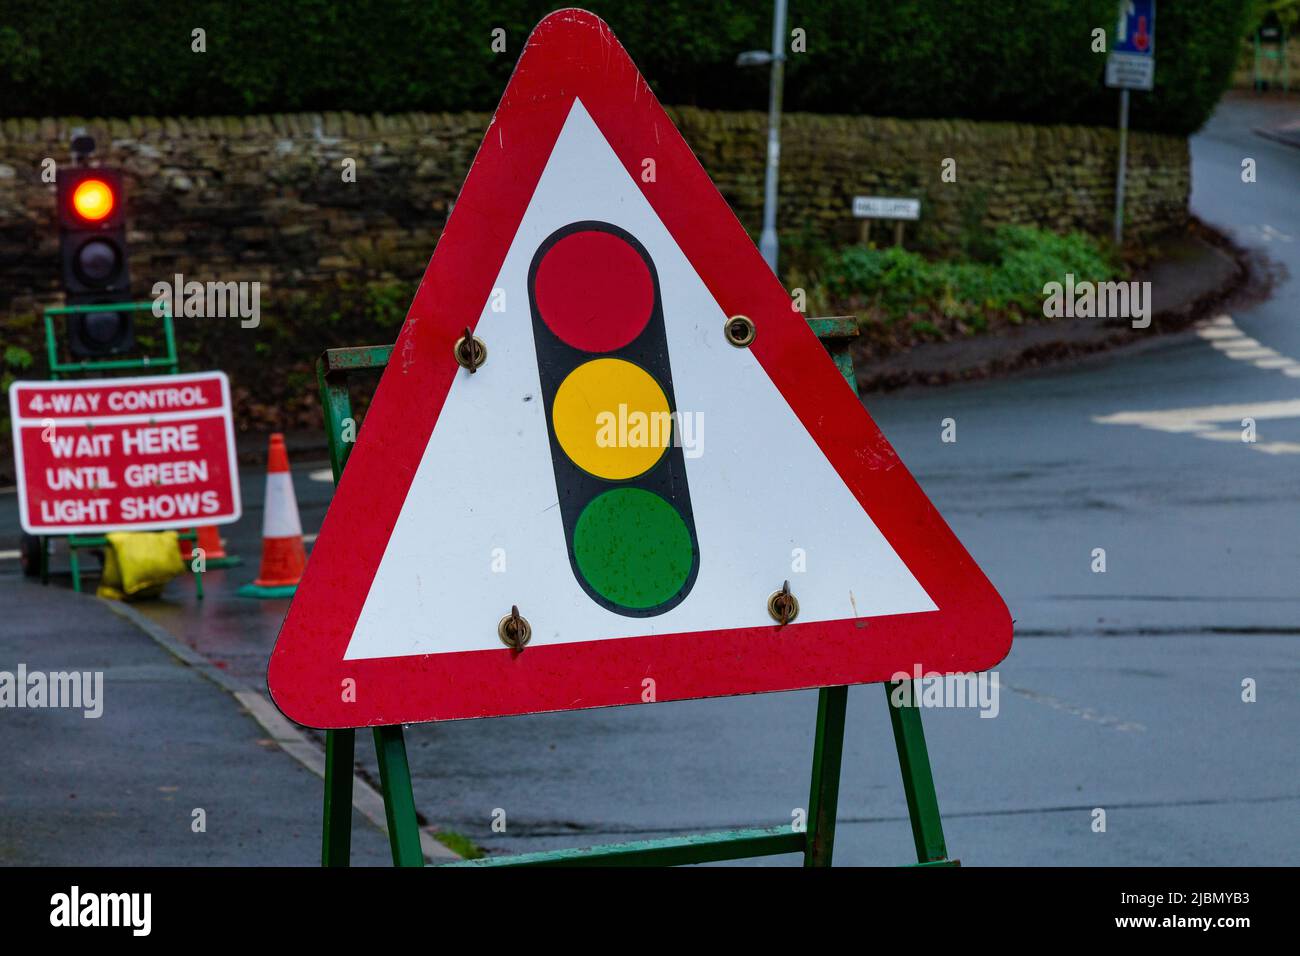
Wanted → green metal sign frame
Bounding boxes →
[1254,17,1291,93]
[44,301,179,380]
[35,301,208,596]
[314,322,955,867]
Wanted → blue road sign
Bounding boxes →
[1107,0,1156,90]
[1114,0,1156,57]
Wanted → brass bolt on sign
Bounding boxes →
[498,605,532,649]
[767,580,799,625]
[454,326,488,372]
[724,314,756,348]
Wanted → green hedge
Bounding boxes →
[0,1,1252,134]
[800,224,1120,350]
[818,226,1118,328]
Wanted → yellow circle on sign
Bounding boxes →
[553,358,671,480]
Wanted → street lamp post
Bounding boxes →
[737,0,788,274]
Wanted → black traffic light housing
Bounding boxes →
[56,166,134,357]
[527,220,701,617]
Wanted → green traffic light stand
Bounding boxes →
[37,301,210,597]
[312,319,956,868]
[1254,19,1290,93]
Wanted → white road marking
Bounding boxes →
[1212,336,1259,349]
[1097,315,1300,453]
[1004,683,1146,733]
[1221,350,1266,361]
[1095,402,1300,450]
[0,550,20,560]
[1197,314,1300,378]
[1197,326,1242,339]
[1241,224,1294,243]
[1224,347,1278,360]
[308,468,335,482]
[1096,398,1300,431]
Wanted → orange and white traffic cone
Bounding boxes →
[180,524,243,568]
[237,433,307,598]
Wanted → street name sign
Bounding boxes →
[268,9,1011,729]
[852,196,921,221]
[9,371,240,534]
[1106,0,1156,91]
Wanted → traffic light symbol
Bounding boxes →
[1134,16,1150,52]
[57,167,133,357]
[529,221,700,617]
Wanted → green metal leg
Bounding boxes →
[322,728,356,866]
[69,544,81,593]
[307,332,958,870]
[373,725,425,867]
[454,825,803,867]
[186,529,204,600]
[885,681,949,863]
[804,685,848,866]
[812,321,950,862]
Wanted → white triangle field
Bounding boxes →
[342,100,937,660]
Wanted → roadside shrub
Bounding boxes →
[818,226,1119,333]
[0,0,1252,135]
[0,316,42,472]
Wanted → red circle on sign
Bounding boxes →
[534,230,654,352]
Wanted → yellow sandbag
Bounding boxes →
[95,531,184,601]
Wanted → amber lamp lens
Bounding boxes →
[72,179,114,221]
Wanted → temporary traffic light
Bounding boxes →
[57,167,134,357]
[269,9,1011,731]
[528,220,700,616]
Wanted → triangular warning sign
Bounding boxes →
[268,9,1011,728]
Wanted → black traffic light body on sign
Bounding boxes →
[528,220,700,618]
[56,167,134,357]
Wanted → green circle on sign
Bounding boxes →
[573,488,693,610]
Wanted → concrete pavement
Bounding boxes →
[0,574,395,865]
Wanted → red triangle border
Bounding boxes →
[268,8,1011,728]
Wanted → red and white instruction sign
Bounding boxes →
[9,371,241,534]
